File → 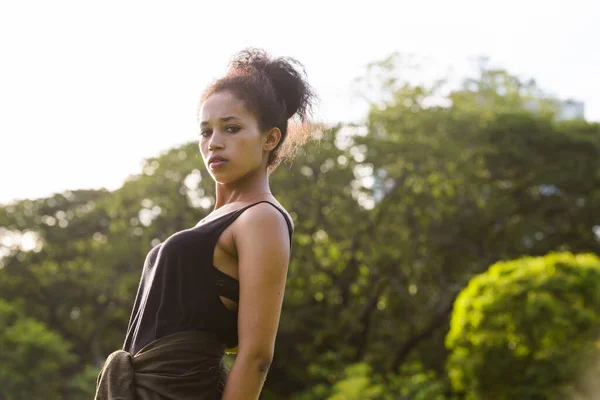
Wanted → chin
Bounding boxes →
[213,168,258,185]
[209,171,237,185]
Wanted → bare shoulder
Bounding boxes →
[238,200,294,233]
[236,202,292,237]
[268,199,295,232]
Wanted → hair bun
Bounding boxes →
[229,48,314,121]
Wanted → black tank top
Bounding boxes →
[123,201,293,355]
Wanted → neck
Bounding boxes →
[213,170,271,209]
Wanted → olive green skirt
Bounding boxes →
[94,331,228,400]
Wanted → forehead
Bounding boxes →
[200,91,251,122]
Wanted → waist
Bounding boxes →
[135,330,224,354]
[96,331,227,399]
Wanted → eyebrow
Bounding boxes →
[200,116,241,127]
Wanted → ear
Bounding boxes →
[264,127,282,151]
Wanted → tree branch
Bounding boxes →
[391,300,454,371]
[351,279,387,361]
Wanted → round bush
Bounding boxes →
[445,252,600,400]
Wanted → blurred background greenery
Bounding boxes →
[1,54,599,399]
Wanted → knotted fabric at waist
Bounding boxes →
[95,331,227,400]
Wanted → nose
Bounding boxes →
[208,130,225,150]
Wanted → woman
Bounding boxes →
[95,48,316,399]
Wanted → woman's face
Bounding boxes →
[198,91,268,184]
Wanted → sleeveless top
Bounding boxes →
[123,201,294,355]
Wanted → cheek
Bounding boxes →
[236,136,261,156]
[198,141,208,158]
[249,140,265,162]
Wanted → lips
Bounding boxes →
[208,155,228,165]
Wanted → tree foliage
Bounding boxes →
[294,362,447,400]
[0,299,76,399]
[446,252,600,400]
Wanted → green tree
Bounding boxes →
[446,252,600,399]
[341,55,600,379]
[293,362,447,400]
[0,299,76,399]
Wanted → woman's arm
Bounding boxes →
[221,203,291,400]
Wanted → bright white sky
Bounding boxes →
[1,0,598,205]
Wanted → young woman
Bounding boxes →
[94,49,316,399]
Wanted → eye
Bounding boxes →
[225,125,241,133]
[200,129,212,138]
